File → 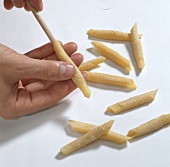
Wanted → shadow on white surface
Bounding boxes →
[55,125,127,160]
[55,139,127,160]
[98,6,113,11]
[0,100,71,146]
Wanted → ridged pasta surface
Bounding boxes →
[91,42,131,71]
[60,120,113,155]
[107,90,157,114]
[78,56,106,71]
[131,23,144,69]
[127,114,170,138]
[88,29,133,41]
[86,71,136,89]
[54,40,91,98]
[69,120,128,144]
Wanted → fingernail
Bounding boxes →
[59,64,75,77]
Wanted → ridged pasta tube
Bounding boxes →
[60,120,114,155]
[107,89,158,114]
[131,23,145,69]
[78,56,106,71]
[69,120,128,144]
[86,71,136,89]
[127,114,170,138]
[53,40,91,98]
[91,42,131,71]
[87,29,142,42]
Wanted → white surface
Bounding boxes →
[0,0,170,166]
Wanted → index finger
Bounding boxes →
[4,0,14,10]
[25,42,78,60]
[29,0,43,11]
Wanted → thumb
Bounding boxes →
[15,56,75,81]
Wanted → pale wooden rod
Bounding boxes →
[26,0,55,43]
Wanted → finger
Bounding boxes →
[26,42,56,59]
[70,53,84,67]
[63,42,78,56]
[29,0,43,11]
[46,53,83,66]
[25,42,77,60]
[19,0,25,7]
[24,71,87,93]
[4,0,14,10]
[21,53,83,87]
[11,0,24,8]
[14,55,75,81]
[24,3,30,11]
[0,44,75,83]
[12,80,76,118]
[21,78,38,86]
[24,80,57,92]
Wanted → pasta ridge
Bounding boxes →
[53,40,91,98]
[127,113,170,138]
[120,90,156,109]
[160,114,170,125]
[91,42,131,71]
[106,90,157,114]
[60,120,114,155]
[69,120,128,144]
[131,23,145,69]
[78,56,106,71]
[79,62,95,71]
[86,71,136,89]
[87,29,142,41]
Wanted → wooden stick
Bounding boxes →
[26,0,55,43]
[26,1,91,98]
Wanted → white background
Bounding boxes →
[0,0,170,166]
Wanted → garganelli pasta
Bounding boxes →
[69,120,128,144]
[91,42,131,71]
[127,113,170,138]
[86,71,136,89]
[107,89,158,114]
[53,40,91,98]
[78,56,106,71]
[87,29,142,42]
[60,120,114,155]
[131,23,145,69]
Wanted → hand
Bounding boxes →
[4,0,43,11]
[0,42,83,119]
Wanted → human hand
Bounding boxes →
[4,0,43,11]
[0,42,83,119]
